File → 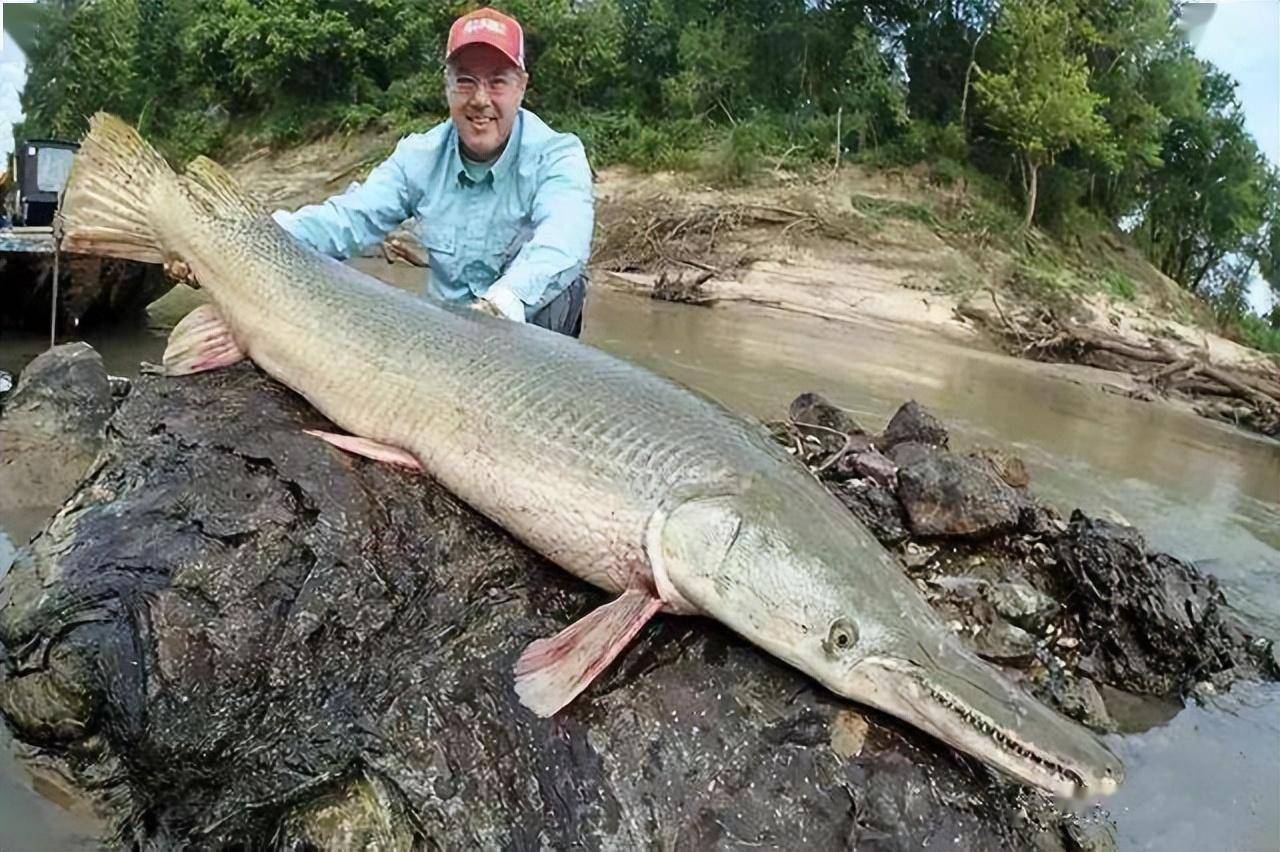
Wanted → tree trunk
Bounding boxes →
[958,27,988,129]
[1023,158,1039,230]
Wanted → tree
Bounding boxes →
[974,0,1108,228]
[17,0,140,141]
[1136,69,1272,294]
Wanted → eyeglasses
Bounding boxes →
[446,72,521,98]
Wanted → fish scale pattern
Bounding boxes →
[178,207,812,601]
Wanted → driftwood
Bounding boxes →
[593,198,859,277]
[1008,319,1280,438]
[651,269,716,305]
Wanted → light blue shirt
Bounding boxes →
[272,109,593,311]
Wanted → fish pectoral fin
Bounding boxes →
[645,492,743,615]
[163,304,247,376]
[303,430,423,472]
[514,587,663,717]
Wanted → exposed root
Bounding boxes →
[974,309,1280,439]
[651,270,715,305]
[593,195,860,276]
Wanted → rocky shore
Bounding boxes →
[0,346,1274,849]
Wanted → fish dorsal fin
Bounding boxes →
[180,156,265,218]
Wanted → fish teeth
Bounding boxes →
[924,681,1082,790]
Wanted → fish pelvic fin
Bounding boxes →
[162,304,247,376]
[303,430,423,472]
[181,156,266,219]
[514,587,662,717]
[58,112,177,264]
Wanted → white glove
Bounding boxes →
[475,283,526,323]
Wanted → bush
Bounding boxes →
[159,107,232,166]
[704,121,771,186]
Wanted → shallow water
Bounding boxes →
[1,278,1277,850]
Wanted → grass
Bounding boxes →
[849,193,938,227]
[1101,271,1137,301]
[1232,313,1280,355]
[1004,250,1091,310]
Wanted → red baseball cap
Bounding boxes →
[446,8,525,70]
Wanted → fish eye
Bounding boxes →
[824,618,859,655]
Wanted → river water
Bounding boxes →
[1,277,1277,850]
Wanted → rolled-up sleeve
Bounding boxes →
[494,136,594,306]
[272,138,421,260]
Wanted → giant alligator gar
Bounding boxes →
[59,113,1121,797]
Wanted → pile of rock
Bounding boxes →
[773,393,1278,731]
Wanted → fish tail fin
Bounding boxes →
[180,155,266,218]
[58,112,177,264]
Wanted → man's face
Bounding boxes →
[446,44,527,161]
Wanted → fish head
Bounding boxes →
[655,475,1123,799]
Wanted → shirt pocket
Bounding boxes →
[489,221,532,270]
[419,223,456,255]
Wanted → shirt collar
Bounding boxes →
[452,110,523,187]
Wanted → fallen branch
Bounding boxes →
[988,311,1279,439]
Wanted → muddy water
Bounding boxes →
[1,278,1277,850]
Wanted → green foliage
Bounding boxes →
[15,0,1278,337]
[704,120,770,186]
[1135,70,1274,294]
[850,193,938,228]
[1103,271,1136,301]
[1007,252,1086,308]
[18,0,139,141]
[1233,314,1280,355]
[973,0,1109,226]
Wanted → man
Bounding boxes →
[271,8,594,337]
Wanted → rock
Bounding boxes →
[828,710,869,759]
[900,542,938,570]
[848,448,897,487]
[1018,502,1065,536]
[1045,677,1114,733]
[883,440,936,468]
[1063,811,1118,852]
[834,481,910,545]
[1050,512,1278,695]
[896,452,1022,538]
[0,369,13,398]
[970,447,1031,488]
[107,375,132,404]
[878,400,949,450]
[0,343,113,513]
[0,365,1076,849]
[985,581,1059,634]
[973,619,1038,664]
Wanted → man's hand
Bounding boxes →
[163,258,200,289]
[470,284,526,323]
[381,233,429,267]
